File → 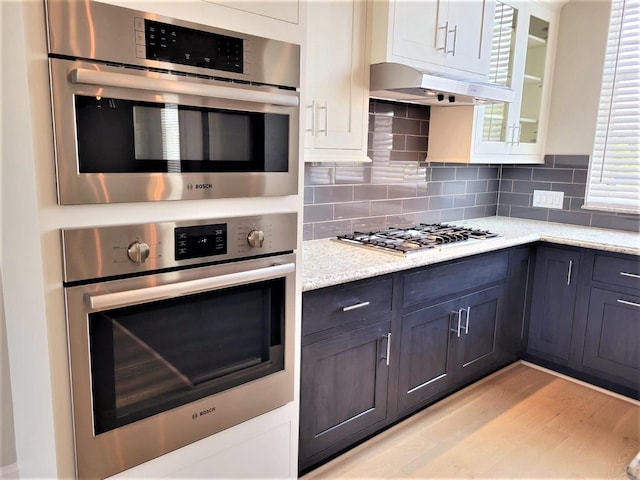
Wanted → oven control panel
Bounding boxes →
[61,213,297,284]
[175,224,227,261]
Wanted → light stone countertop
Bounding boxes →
[302,217,640,291]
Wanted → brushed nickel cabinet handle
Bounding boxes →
[448,24,458,55]
[342,301,370,312]
[386,333,392,366]
[464,306,471,334]
[437,22,449,51]
[319,102,328,136]
[450,309,463,337]
[567,260,574,285]
[620,271,640,279]
[617,299,640,308]
[306,101,315,135]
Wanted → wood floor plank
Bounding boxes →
[300,363,640,479]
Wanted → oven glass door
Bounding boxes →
[75,97,290,174]
[89,277,285,435]
[49,59,299,204]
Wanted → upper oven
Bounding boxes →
[45,0,300,205]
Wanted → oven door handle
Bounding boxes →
[70,68,300,107]
[87,262,295,310]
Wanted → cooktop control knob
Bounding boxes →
[127,240,151,264]
[247,229,265,248]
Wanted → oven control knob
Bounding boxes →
[127,241,151,264]
[247,230,265,248]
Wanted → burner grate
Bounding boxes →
[335,223,499,255]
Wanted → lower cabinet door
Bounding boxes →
[397,300,456,414]
[454,286,503,383]
[299,320,391,468]
[583,287,640,391]
[528,246,581,362]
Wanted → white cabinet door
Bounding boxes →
[391,0,444,65]
[473,0,558,160]
[426,0,559,164]
[443,0,494,76]
[304,0,369,162]
[371,0,493,79]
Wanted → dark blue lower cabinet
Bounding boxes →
[298,319,391,471]
[527,245,582,363]
[583,287,640,395]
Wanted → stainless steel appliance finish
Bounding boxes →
[336,223,499,255]
[369,62,515,106]
[45,0,300,205]
[62,213,297,479]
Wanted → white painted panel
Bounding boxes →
[545,0,610,155]
[109,405,295,479]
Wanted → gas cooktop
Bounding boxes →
[335,223,499,255]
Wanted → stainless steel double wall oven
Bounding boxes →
[46,1,301,478]
[46,0,300,204]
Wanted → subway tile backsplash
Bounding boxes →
[499,155,639,232]
[303,99,639,240]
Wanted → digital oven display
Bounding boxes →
[175,223,227,260]
[145,20,243,74]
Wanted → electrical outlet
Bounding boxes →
[532,190,564,209]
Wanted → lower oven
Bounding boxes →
[61,213,297,479]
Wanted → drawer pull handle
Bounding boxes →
[567,260,573,285]
[617,299,640,308]
[342,301,370,312]
[620,271,640,279]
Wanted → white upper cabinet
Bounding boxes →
[427,0,560,164]
[370,0,495,79]
[304,0,370,163]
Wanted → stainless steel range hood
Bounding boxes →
[369,63,515,106]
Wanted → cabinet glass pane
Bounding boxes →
[519,16,549,145]
[482,1,517,142]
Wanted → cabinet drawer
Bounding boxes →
[592,254,640,291]
[403,251,509,307]
[303,277,393,336]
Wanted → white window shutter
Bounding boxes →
[585,0,640,214]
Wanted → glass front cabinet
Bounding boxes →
[427,0,559,164]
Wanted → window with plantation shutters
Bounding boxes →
[585,0,640,213]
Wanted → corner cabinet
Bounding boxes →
[526,246,639,399]
[427,0,560,164]
[369,0,494,79]
[303,0,370,163]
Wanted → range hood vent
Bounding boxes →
[369,63,515,106]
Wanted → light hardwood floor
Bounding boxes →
[301,363,640,479]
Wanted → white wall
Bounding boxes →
[0,1,19,473]
[545,0,611,154]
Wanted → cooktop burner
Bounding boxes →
[335,223,499,255]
